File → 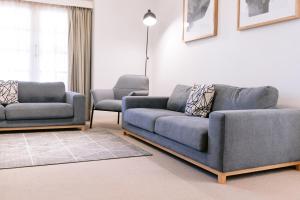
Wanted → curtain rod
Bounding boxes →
[22,0,93,9]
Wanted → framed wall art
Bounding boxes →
[183,0,218,42]
[238,0,300,31]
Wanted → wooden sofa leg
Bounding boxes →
[123,131,128,136]
[81,126,87,131]
[296,165,300,171]
[218,174,227,184]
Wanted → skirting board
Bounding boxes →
[123,130,300,184]
[0,125,86,132]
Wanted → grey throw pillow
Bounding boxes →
[0,80,19,105]
[185,84,215,118]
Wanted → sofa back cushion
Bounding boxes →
[167,85,192,112]
[18,82,66,103]
[113,75,149,100]
[212,84,279,111]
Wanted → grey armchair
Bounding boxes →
[90,74,149,128]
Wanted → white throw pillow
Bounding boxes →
[0,80,19,105]
[185,84,215,118]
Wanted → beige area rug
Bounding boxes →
[0,128,151,169]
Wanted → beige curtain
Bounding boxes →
[68,7,92,120]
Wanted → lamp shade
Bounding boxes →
[143,9,157,26]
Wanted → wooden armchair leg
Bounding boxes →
[117,112,120,124]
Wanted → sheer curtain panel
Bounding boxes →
[0,1,69,87]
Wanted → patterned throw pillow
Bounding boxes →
[185,84,215,118]
[0,80,19,105]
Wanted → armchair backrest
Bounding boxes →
[113,75,149,100]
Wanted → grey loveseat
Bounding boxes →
[0,82,86,131]
[122,84,300,184]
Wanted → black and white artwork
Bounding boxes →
[246,0,271,17]
[239,0,300,30]
[183,0,218,42]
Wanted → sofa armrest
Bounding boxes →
[128,90,149,96]
[91,89,114,104]
[209,109,300,172]
[66,91,85,124]
[122,96,169,112]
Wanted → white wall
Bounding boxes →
[151,0,300,107]
[92,0,158,89]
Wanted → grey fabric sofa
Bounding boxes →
[122,84,300,184]
[0,82,86,131]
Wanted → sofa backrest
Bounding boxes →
[113,75,149,100]
[167,85,192,112]
[18,82,66,103]
[212,84,279,111]
[167,84,279,113]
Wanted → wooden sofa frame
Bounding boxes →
[124,130,300,184]
[0,125,86,132]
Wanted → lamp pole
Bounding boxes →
[145,26,149,76]
[143,9,157,77]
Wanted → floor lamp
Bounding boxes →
[143,9,157,77]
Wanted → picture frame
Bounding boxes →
[238,0,300,31]
[183,0,218,42]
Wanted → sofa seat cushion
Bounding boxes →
[154,116,209,152]
[0,104,5,120]
[124,108,184,132]
[95,100,122,112]
[5,103,73,120]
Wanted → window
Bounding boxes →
[0,1,69,87]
